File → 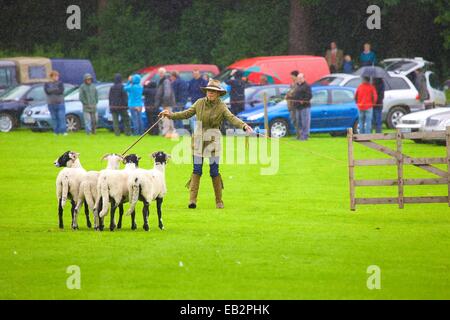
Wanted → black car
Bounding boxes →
[0,83,75,132]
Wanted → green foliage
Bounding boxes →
[211,0,290,67]
[84,0,161,80]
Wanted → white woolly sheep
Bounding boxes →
[126,151,169,231]
[74,153,124,230]
[54,151,86,230]
[94,154,140,231]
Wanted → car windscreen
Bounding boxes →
[214,69,234,82]
[0,85,31,100]
[314,76,344,86]
[64,89,79,101]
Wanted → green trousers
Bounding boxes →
[111,110,131,136]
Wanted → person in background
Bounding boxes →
[188,70,207,104]
[225,69,246,115]
[125,74,144,136]
[342,55,354,74]
[170,71,188,130]
[359,43,377,67]
[355,77,378,134]
[259,75,269,86]
[203,73,210,82]
[143,80,159,135]
[79,73,98,135]
[372,78,385,133]
[108,73,131,136]
[286,70,299,133]
[325,41,344,73]
[155,67,177,138]
[291,73,312,141]
[44,70,67,135]
[414,68,430,108]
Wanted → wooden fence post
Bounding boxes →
[396,129,404,209]
[348,128,356,211]
[446,126,450,207]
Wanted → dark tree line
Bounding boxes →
[0,0,448,80]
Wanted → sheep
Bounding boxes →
[54,151,86,230]
[94,154,140,231]
[74,153,124,230]
[126,151,169,231]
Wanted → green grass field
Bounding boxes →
[0,129,449,300]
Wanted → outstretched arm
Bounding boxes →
[160,102,196,120]
[223,107,253,133]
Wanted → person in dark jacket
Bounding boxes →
[225,69,246,115]
[414,68,430,107]
[292,73,313,141]
[170,71,188,129]
[143,80,159,135]
[44,70,67,135]
[188,70,207,104]
[108,73,131,136]
[372,78,385,133]
[286,70,299,132]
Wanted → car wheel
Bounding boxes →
[0,113,16,132]
[270,119,289,138]
[66,114,81,132]
[387,106,408,129]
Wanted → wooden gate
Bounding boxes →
[347,127,450,211]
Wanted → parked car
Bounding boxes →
[313,72,425,129]
[382,57,447,108]
[237,86,358,137]
[422,109,450,143]
[222,84,290,111]
[0,83,75,132]
[396,107,450,142]
[137,64,220,86]
[20,83,112,132]
[215,55,330,85]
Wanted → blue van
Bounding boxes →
[50,59,96,86]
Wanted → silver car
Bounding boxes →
[313,72,424,128]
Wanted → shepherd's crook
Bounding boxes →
[121,116,163,156]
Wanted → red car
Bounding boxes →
[136,64,220,84]
[216,55,330,85]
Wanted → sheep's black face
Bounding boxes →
[54,151,76,167]
[152,151,170,164]
[124,154,140,167]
